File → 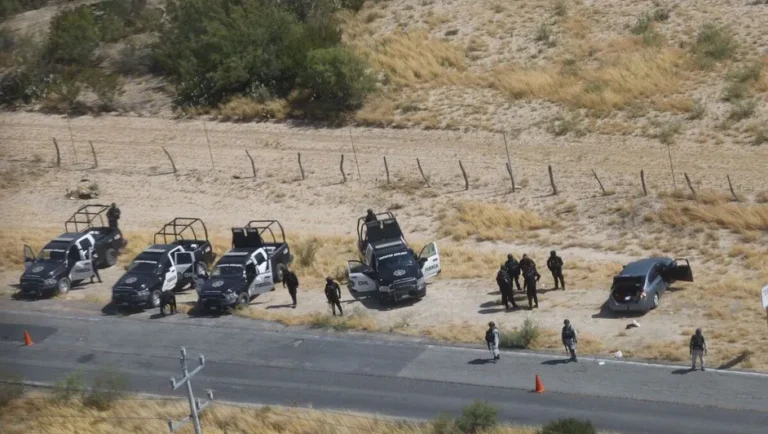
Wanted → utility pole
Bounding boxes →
[168,347,213,434]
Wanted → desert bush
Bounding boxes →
[687,100,706,120]
[46,6,100,66]
[539,418,596,434]
[455,400,498,434]
[0,372,23,408]
[293,237,320,268]
[115,40,152,75]
[85,70,123,110]
[218,96,290,121]
[553,0,567,17]
[82,366,127,410]
[535,24,555,47]
[500,318,540,349]
[691,24,737,67]
[0,69,48,105]
[41,73,83,113]
[652,7,671,22]
[722,81,748,102]
[631,13,653,35]
[0,0,51,18]
[439,201,551,242]
[52,371,86,403]
[728,99,756,121]
[729,62,763,84]
[299,47,374,112]
[752,129,768,146]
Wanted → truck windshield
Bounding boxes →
[212,265,243,277]
[379,252,416,273]
[37,249,66,262]
[127,260,158,274]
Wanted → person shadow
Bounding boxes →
[542,359,571,365]
[672,368,695,375]
[468,358,495,365]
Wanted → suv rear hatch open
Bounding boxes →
[611,276,645,303]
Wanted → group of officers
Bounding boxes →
[495,250,565,310]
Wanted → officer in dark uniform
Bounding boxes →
[324,277,343,316]
[505,254,522,292]
[107,203,121,230]
[282,267,299,308]
[496,264,517,310]
[160,290,176,315]
[520,254,541,309]
[562,319,578,362]
[364,209,377,224]
[88,247,102,284]
[547,250,565,290]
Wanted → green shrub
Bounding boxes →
[52,371,85,403]
[687,100,706,120]
[300,47,374,112]
[98,12,128,42]
[500,318,540,349]
[0,69,47,105]
[46,6,100,66]
[631,13,652,35]
[728,99,757,121]
[728,62,762,84]
[652,7,671,22]
[691,24,738,67]
[722,81,749,102]
[753,129,768,146]
[455,400,497,434]
[341,0,365,11]
[85,70,123,110]
[431,414,460,434]
[539,418,597,434]
[82,366,127,410]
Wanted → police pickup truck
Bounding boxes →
[198,220,293,311]
[20,205,127,298]
[111,218,216,309]
[347,212,441,303]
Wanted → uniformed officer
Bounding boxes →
[689,328,707,371]
[562,319,578,362]
[107,203,121,229]
[364,209,377,224]
[495,264,517,310]
[520,254,541,309]
[505,254,522,292]
[160,290,176,315]
[324,277,343,316]
[282,267,299,308]
[547,250,565,290]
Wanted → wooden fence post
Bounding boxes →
[162,146,177,173]
[203,120,215,170]
[298,152,305,180]
[502,132,516,192]
[383,156,390,185]
[684,172,696,199]
[245,149,256,178]
[506,163,516,192]
[89,141,98,169]
[67,117,77,163]
[666,143,676,190]
[52,138,61,167]
[641,169,647,196]
[340,154,347,183]
[591,169,606,195]
[727,175,739,201]
[417,158,431,188]
[548,165,558,195]
[459,160,469,191]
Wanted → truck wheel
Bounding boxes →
[103,248,117,268]
[236,293,248,308]
[275,264,287,284]
[651,293,660,309]
[150,290,162,308]
[56,277,71,296]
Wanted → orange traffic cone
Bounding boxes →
[23,330,33,346]
[534,374,545,393]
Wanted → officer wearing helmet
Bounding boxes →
[562,319,578,362]
[364,209,378,224]
[504,254,522,292]
[547,250,565,290]
[324,277,343,316]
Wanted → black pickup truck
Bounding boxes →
[20,205,127,298]
[199,220,293,311]
[111,218,216,309]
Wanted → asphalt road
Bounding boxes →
[1,306,767,434]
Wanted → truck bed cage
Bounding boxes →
[232,220,286,248]
[154,217,209,244]
[245,220,286,245]
[65,204,111,233]
[356,212,396,242]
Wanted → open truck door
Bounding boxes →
[664,259,693,283]
[419,242,441,279]
[174,251,195,279]
[347,260,377,293]
[250,260,274,295]
[24,245,35,270]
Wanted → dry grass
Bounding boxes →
[217,97,290,122]
[233,306,381,332]
[650,200,768,232]
[0,393,540,434]
[438,201,551,241]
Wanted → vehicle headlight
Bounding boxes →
[137,289,149,295]
[417,278,425,288]
[43,278,57,286]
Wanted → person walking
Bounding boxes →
[562,319,578,362]
[547,250,565,290]
[324,277,343,316]
[88,247,102,284]
[486,321,500,362]
[282,268,299,308]
[160,290,176,316]
[505,254,522,292]
[521,254,541,309]
[690,328,707,371]
[495,264,517,310]
[107,203,121,230]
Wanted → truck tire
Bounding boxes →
[275,264,288,284]
[56,277,71,296]
[103,248,117,268]
[150,289,162,308]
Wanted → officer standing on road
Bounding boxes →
[283,267,299,308]
[495,264,517,310]
[107,203,121,230]
[365,209,378,224]
[324,277,343,316]
[547,250,565,290]
[160,290,177,316]
[486,321,500,361]
[690,328,707,371]
[521,254,541,309]
[562,319,578,362]
[505,254,522,292]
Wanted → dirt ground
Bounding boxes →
[1,112,768,369]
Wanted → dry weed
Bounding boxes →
[650,200,768,232]
[218,97,289,122]
[438,201,551,241]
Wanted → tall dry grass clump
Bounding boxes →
[439,201,551,241]
[650,200,768,232]
[217,96,289,122]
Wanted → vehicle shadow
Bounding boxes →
[101,303,144,317]
[591,301,646,319]
[672,368,694,375]
[347,289,420,311]
[542,359,571,365]
[468,358,495,365]
[266,304,295,310]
